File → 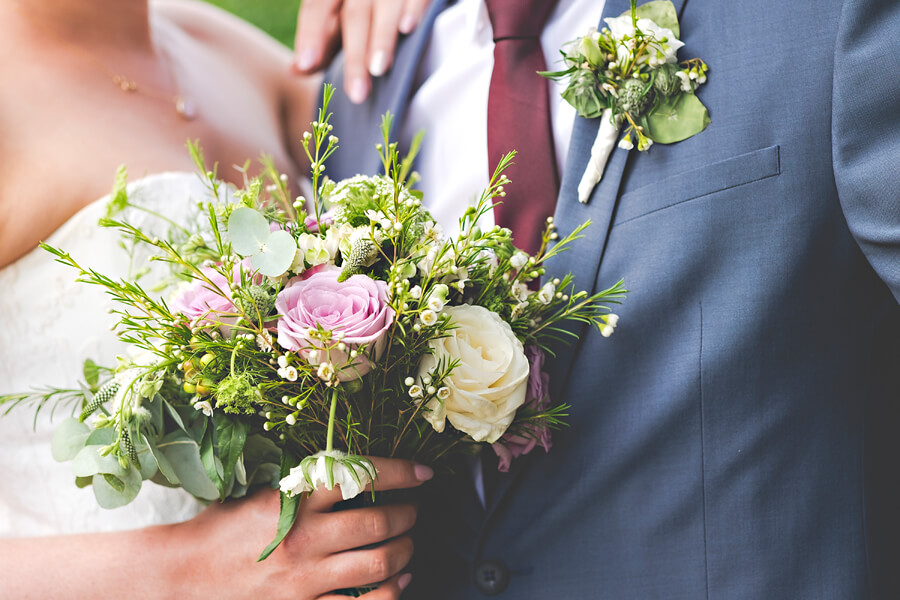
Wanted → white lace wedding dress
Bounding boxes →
[0,173,208,537]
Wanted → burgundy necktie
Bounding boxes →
[486,0,560,256]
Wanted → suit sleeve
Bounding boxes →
[832,0,900,302]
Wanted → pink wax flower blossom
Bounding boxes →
[275,265,394,380]
[492,345,553,472]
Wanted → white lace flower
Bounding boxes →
[537,282,556,305]
[600,313,620,338]
[317,362,335,382]
[256,331,274,352]
[420,310,438,327]
[511,282,530,302]
[510,252,529,270]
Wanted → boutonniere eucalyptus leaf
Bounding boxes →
[542,0,710,203]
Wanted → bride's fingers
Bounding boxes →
[302,458,432,512]
[315,504,418,554]
[398,0,428,35]
[341,0,374,103]
[366,0,404,77]
[316,573,413,600]
[320,535,415,591]
[293,0,343,73]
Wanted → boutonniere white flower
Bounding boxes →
[542,0,710,203]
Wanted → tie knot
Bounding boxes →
[485,0,558,41]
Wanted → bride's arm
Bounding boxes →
[0,457,429,599]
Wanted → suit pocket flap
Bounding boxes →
[615,145,781,225]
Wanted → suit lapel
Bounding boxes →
[484,0,688,519]
[324,0,450,178]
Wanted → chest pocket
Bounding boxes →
[614,145,781,226]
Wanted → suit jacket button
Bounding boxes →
[474,559,510,595]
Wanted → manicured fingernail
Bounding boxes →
[414,464,434,482]
[295,47,317,72]
[398,573,413,590]
[399,13,418,34]
[369,50,388,77]
[347,77,369,104]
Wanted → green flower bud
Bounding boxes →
[617,78,652,117]
[652,63,681,97]
[561,69,606,119]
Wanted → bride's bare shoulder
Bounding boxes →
[154,0,292,69]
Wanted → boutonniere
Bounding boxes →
[542,0,710,203]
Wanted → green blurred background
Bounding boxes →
[203,0,302,47]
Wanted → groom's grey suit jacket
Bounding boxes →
[323,0,900,597]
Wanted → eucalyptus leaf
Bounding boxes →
[72,445,123,477]
[216,415,250,495]
[627,0,680,38]
[644,93,710,144]
[158,431,219,500]
[250,229,296,277]
[200,424,226,500]
[133,434,159,480]
[146,436,180,485]
[146,393,164,434]
[228,207,270,256]
[163,399,188,433]
[86,428,116,446]
[93,465,142,508]
[51,418,90,462]
[75,476,93,489]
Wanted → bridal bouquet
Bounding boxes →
[1,86,625,559]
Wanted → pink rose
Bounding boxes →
[492,346,553,472]
[275,266,393,380]
[170,267,238,331]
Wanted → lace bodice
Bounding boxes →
[0,173,209,537]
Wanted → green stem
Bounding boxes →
[326,388,338,452]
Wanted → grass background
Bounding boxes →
[203,0,301,47]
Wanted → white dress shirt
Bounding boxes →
[400,0,607,236]
[399,0,607,504]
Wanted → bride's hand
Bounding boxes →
[172,456,432,599]
[291,0,431,104]
[0,457,430,599]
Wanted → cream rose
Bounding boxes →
[417,305,529,443]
